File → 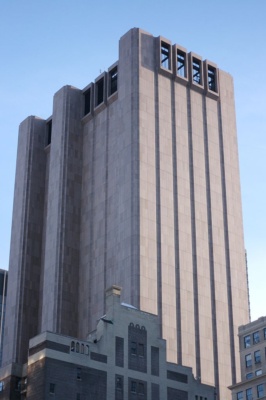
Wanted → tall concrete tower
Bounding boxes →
[2,28,249,399]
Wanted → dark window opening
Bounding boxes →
[246,372,253,379]
[76,342,80,353]
[131,341,137,355]
[96,78,104,106]
[49,383,55,395]
[71,341,75,351]
[138,343,144,357]
[77,367,81,380]
[138,383,144,395]
[46,120,52,146]
[161,41,171,70]
[192,58,201,84]
[109,66,118,96]
[131,381,137,393]
[116,376,123,390]
[84,89,91,115]
[208,66,216,91]
[177,50,186,77]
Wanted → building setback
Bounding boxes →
[1,28,249,399]
[0,286,216,399]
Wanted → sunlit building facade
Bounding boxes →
[1,28,249,399]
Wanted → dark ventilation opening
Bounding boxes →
[84,88,91,115]
[192,58,201,84]
[208,66,216,91]
[177,50,186,77]
[109,66,118,95]
[96,77,104,106]
[161,41,171,70]
[46,120,52,146]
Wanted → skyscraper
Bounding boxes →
[2,28,249,399]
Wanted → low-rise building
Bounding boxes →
[0,286,215,400]
[229,317,266,400]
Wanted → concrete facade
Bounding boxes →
[0,286,215,400]
[229,317,266,400]
[1,28,249,399]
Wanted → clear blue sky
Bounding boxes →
[0,0,265,321]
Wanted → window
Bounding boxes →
[246,388,252,400]
[255,369,262,376]
[49,383,55,395]
[46,120,52,146]
[245,353,252,368]
[109,66,118,96]
[71,341,75,351]
[84,88,91,115]
[0,382,3,392]
[77,367,81,380]
[236,391,243,400]
[96,77,104,106]
[254,350,261,363]
[76,342,80,353]
[116,376,123,390]
[81,344,84,354]
[138,382,144,395]
[253,331,260,344]
[177,49,186,78]
[246,373,253,380]
[192,58,201,84]
[207,65,216,92]
[264,328,266,339]
[244,335,251,348]
[257,384,264,398]
[161,41,171,70]
[138,343,144,357]
[131,381,137,393]
[131,341,137,355]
